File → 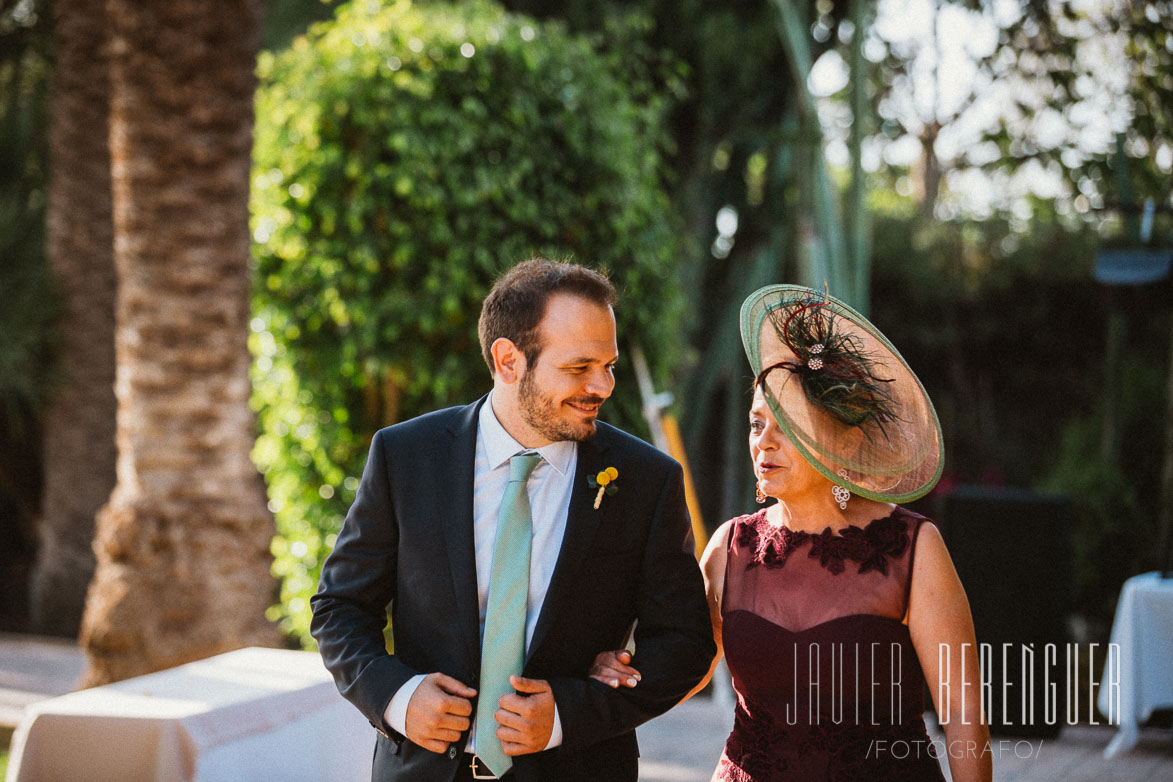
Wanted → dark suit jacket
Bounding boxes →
[310,397,715,782]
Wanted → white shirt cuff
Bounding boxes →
[384,673,427,735]
[545,703,563,749]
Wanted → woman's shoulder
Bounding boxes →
[891,504,932,523]
[724,507,768,530]
[705,515,745,556]
[719,508,769,545]
[702,510,763,564]
[887,505,938,538]
[901,508,954,583]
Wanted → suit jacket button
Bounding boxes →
[447,747,457,760]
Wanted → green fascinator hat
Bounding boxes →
[740,285,944,503]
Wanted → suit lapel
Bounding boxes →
[439,397,485,671]
[526,427,613,665]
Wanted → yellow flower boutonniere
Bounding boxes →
[588,467,619,509]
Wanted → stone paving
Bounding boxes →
[0,633,85,728]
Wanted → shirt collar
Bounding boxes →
[480,392,576,476]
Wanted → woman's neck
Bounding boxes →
[765,493,894,533]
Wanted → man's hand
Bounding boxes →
[495,675,555,756]
[404,672,476,753]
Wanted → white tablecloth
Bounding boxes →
[1098,571,1173,758]
[5,647,372,782]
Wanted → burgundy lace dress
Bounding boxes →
[715,507,946,781]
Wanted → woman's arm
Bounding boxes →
[908,522,992,782]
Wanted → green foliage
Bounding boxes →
[0,0,54,452]
[251,0,687,644]
[871,196,1171,629]
[0,725,9,777]
[870,202,1105,486]
[1042,352,1168,626]
[501,0,813,320]
[262,0,344,52]
[1077,3,1173,212]
[0,252,55,439]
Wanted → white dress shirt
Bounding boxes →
[384,393,578,751]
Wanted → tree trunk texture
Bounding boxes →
[31,0,117,639]
[916,123,941,218]
[80,0,279,685]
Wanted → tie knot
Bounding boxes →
[509,453,542,483]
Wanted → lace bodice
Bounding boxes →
[737,508,912,575]
[715,507,946,781]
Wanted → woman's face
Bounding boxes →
[749,387,829,503]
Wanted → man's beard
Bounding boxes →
[518,370,603,443]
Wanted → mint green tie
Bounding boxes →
[475,452,541,777]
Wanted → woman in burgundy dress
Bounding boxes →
[592,286,991,781]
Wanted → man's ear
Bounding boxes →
[491,338,526,384]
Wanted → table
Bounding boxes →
[5,647,372,782]
[1098,571,1173,758]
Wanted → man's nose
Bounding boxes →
[585,368,614,397]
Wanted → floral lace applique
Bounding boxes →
[717,697,938,781]
[738,517,809,570]
[718,695,791,780]
[739,510,910,576]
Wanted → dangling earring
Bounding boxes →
[755,486,767,504]
[831,471,850,510]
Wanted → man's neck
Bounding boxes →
[488,390,550,449]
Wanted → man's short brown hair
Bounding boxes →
[478,258,617,374]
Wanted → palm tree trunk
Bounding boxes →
[31,0,117,639]
[80,0,279,685]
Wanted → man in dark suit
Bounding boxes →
[311,259,714,782]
